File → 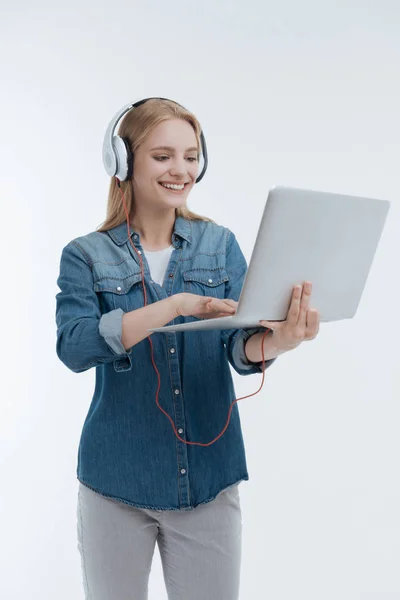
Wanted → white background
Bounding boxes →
[1,1,399,598]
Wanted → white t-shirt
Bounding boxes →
[144,246,174,286]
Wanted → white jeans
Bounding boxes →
[77,481,242,600]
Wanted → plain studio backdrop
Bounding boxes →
[1,1,399,599]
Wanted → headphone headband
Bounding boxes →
[102,97,208,183]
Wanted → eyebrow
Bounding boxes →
[150,145,198,152]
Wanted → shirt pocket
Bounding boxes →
[182,267,230,299]
[93,268,143,313]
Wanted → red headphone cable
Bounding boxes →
[116,179,271,447]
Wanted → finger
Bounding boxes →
[206,307,236,319]
[298,281,312,328]
[207,298,236,313]
[305,308,320,339]
[217,298,239,307]
[287,284,303,327]
[224,299,239,308]
[205,298,231,312]
[199,310,235,320]
[219,298,236,309]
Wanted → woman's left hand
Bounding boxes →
[259,281,320,352]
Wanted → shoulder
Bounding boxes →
[62,229,116,266]
[70,229,109,250]
[190,219,233,249]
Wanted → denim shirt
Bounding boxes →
[55,216,276,510]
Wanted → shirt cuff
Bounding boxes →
[99,308,131,356]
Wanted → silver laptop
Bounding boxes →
[149,186,390,333]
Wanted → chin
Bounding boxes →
[156,185,191,210]
[161,194,188,208]
[168,199,187,210]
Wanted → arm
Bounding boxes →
[120,297,178,349]
[55,241,178,373]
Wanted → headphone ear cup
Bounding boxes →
[111,136,131,181]
[121,137,133,181]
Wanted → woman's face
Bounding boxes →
[131,118,200,211]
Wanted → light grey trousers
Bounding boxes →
[77,481,242,600]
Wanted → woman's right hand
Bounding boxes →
[172,293,238,320]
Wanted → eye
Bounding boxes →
[153,155,198,162]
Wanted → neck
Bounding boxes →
[130,206,176,251]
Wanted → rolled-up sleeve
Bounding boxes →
[221,230,277,376]
[55,241,132,373]
[98,308,127,355]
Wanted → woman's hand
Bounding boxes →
[259,281,320,352]
[173,293,238,320]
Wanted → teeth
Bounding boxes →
[161,183,185,190]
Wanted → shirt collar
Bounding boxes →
[106,215,192,246]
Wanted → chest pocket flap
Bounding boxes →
[93,272,143,294]
[182,267,229,287]
[182,267,230,299]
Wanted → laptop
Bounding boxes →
[148,186,390,333]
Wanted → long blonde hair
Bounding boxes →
[96,99,214,232]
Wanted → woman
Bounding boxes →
[55,98,319,600]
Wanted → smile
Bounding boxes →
[159,182,188,191]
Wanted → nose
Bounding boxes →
[168,156,187,178]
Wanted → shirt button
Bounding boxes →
[208,279,213,283]
[180,468,186,475]
[116,286,122,291]
[137,250,142,255]
[178,428,183,434]
[170,348,175,354]
[174,389,180,395]
[133,234,138,239]
[169,273,174,278]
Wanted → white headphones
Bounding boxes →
[102,97,208,183]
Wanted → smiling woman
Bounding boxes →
[129,119,200,219]
[56,97,278,600]
[97,98,213,238]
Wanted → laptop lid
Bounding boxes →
[235,186,390,322]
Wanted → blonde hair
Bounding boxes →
[96,99,214,232]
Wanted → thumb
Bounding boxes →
[259,320,281,330]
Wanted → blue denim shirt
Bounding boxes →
[55,216,276,510]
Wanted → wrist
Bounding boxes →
[245,330,283,362]
[169,294,182,318]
